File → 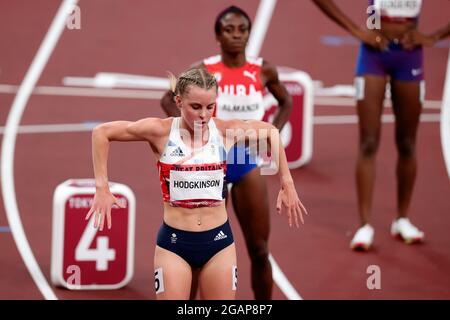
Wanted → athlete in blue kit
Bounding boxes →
[313,0,450,250]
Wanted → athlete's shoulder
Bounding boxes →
[260,59,280,82]
[261,59,277,73]
[213,118,246,132]
[212,117,228,132]
[128,117,172,138]
[152,117,173,135]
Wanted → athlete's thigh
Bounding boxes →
[154,245,192,300]
[231,168,270,242]
[198,244,237,300]
[356,75,388,137]
[390,80,422,138]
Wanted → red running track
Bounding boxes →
[0,0,449,299]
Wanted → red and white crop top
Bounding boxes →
[157,117,227,208]
[203,55,265,121]
[371,0,422,22]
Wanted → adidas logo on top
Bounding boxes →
[214,230,227,241]
[170,147,185,157]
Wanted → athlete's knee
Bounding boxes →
[247,241,269,264]
[359,136,379,157]
[396,138,416,157]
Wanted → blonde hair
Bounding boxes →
[168,68,218,97]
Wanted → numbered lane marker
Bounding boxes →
[75,217,116,271]
[51,179,135,290]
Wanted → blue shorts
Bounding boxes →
[356,42,424,81]
[156,220,234,268]
[225,144,258,184]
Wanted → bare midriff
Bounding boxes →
[162,202,228,231]
[377,20,417,42]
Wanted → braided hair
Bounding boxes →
[168,68,218,98]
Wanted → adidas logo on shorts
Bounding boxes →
[214,230,227,241]
[170,147,185,157]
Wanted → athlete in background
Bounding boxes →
[313,0,450,250]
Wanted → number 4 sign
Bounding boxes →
[51,179,135,289]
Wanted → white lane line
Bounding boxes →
[247,0,277,57]
[0,116,439,136]
[269,254,302,300]
[62,72,170,89]
[0,123,98,135]
[0,84,442,110]
[314,113,440,125]
[441,49,450,179]
[1,0,78,300]
[314,96,442,110]
[0,84,165,99]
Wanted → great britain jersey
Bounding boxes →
[157,117,227,208]
[370,0,422,21]
[203,55,265,121]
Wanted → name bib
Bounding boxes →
[374,0,422,17]
[216,93,265,120]
[169,169,224,201]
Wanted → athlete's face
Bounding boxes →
[217,13,250,54]
[177,85,217,132]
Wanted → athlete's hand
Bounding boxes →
[357,29,389,51]
[85,187,125,231]
[276,181,307,228]
[401,30,436,50]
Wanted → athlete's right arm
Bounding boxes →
[312,0,388,50]
[86,118,166,230]
[160,62,205,117]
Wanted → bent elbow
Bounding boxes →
[92,123,110,141]
[92,123,104,135]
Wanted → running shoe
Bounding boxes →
[391,218,424,244]
[350,224,374,251]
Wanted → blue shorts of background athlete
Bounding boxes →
[356,42,424,81]
[226,144,258,184]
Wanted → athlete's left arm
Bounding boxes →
[261,60,293,131]
[218,119,307,228]
[401,22,450,50]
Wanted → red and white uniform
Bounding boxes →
[204,55,265,121]
[157,118,227,208]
